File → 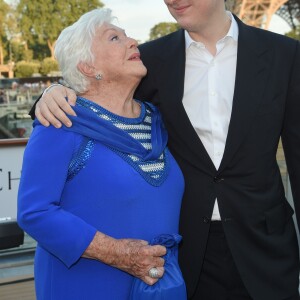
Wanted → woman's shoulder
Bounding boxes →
[27,120,83,156]
[32,120,77,141]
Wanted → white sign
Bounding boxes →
[0,143,26,219]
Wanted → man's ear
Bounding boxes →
[77,62,95,78]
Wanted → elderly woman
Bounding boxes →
[17,8,184,300]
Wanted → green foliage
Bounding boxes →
[9,40,33,62]
[17,0,104,58]
[40,57,59,76]
[22,48,34,62]
[0,0,9,38]
[285,26,300,41]
[14,60,41,77]
[10,41,23,62]
[0,0,10,63]
[30,43,51,61]
[149,22,180,41]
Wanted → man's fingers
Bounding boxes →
[50,90,76,116]
[45,97,73,127]
[49,103,73,127]
[35,106,50,127]
[59,99,77,117]
[36,85,76,127]
[38,101,62,128]
[65,88,77,106]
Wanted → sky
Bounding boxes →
[102,0,291,42]
[5,0,292,43]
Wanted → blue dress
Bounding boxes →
[18,98,184,300]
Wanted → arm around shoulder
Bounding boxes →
[29,84,77,128]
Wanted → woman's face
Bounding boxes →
[91,23,147,82]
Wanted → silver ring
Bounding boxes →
[148,267,159,278]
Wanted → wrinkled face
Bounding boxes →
[164,0,224,32]
[91,23,147,81]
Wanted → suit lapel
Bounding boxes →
[158,30,216,174]
[157,20,272,174]
[218,18,271,173]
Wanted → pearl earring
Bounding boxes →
[95,74,102,80]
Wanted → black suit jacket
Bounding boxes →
[135,17,300,300]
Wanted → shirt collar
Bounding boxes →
[185,11,239,50]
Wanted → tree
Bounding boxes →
[40,57,59,76]
[285,25,300,40]
[0,0,10,64]
[4,5,25,64]
[149,22,180,41]
[17,0,104,59]
[14,60,40,77]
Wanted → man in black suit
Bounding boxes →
[32,0,300,299]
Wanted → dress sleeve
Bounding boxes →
[17,124,97,268]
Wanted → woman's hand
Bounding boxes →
[84,232,166,285]
[109,238,166,285]
[35,85,77,128]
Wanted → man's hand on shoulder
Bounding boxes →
[35,85,77,128]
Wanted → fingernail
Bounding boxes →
[55,123,62,128]
[66,121,72,127]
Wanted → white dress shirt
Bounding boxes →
[183,12,239,220]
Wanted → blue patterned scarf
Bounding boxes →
[60,99,168,161]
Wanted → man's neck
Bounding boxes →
[188,11,232,56]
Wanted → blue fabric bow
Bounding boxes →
[129,233,187,300]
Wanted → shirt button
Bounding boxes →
[213,176,224,183]
[224,218,233,222]
[203,216,210,223]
